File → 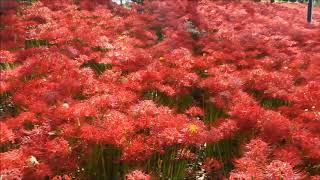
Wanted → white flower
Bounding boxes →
[27,156,39,167]
[62,103,69,109]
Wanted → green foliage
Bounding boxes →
[85,144,129,180]
[153,27,164,42]
[16,0,37,3]
[23,120,34,130]
[194,68,209,79]
[196,88,228,124]
[146,145,189,180]
[250,90,290,109]
[261,97,290,109]
[202,102,228,124]
[192,45,204,55]
[0,62,19,70]
[91,46,108,52]
[144,90,194,113]
[305,161,320,176]
[23,72,45,82]
[0,92,20,118]
[80,60,113,76]
[274,0,320,6]
[25,39,50,49]
[0,141,20,153]
[131,0,144,4]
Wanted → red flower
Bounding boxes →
[0,123,14,144]
[126,170,151,180]
[273,145,303,167]
[265,160,304,180]
[46,138,70,156]
[203,157,223,173]
[185,106,204,117]
[0,149,26,179]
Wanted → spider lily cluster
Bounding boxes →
[0,0,320,179]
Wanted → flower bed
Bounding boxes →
[0,0,320,179]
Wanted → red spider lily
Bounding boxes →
[1,0,320,179]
